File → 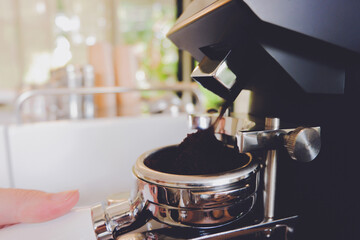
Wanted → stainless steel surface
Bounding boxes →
[50,64,86,120]
[116,216,298,240]
[92,204,113,240]
[14,83,204,123]
[189,114,256,148]
[82,65,95,119]
[263,117,280,222]
[133,145,259,228]
[92,145,260,239]
[92,199,140,240]
[106,201,135,232]
[189,114,255,134]
[65,65,83,120]
[189,114,321,162]
[238,129,289,153]
[134,145,257,189]
[284,127,321,162]
[191,51,237,100]
[237,127,321,161]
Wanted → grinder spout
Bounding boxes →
[191,49,248,102]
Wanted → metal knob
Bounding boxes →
[284,127,321,162]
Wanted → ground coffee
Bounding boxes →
[144,101,250,175]
[144,127,249,175]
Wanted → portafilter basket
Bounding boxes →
[92,145,260,240]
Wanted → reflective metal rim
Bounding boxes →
[133,145,259,189]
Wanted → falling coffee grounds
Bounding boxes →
[144,102,250,175]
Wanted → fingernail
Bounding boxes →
[50,190,78,202]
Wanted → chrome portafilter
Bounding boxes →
[92,116,321,240]
[92,145,260,240]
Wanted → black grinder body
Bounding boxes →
[167,1,360,239]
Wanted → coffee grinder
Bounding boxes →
[166,1,360,239]
[92,1,360,239]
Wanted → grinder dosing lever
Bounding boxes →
[237,126,321,162]
[189,114,321,162]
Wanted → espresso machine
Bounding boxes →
[91,1,360,239]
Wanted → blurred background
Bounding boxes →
[0,0,251,206]
[0,0,249,124]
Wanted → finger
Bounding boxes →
[0,188,79,226]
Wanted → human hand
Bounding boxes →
[0,188,79,229]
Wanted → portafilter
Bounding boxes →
[92,145,259,240]
[91,116,321,240]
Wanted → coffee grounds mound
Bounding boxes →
[144,127,250,175]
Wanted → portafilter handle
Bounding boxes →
[237,126,321,162]
[92,198,148,240]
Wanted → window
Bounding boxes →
[0,0,178,89]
